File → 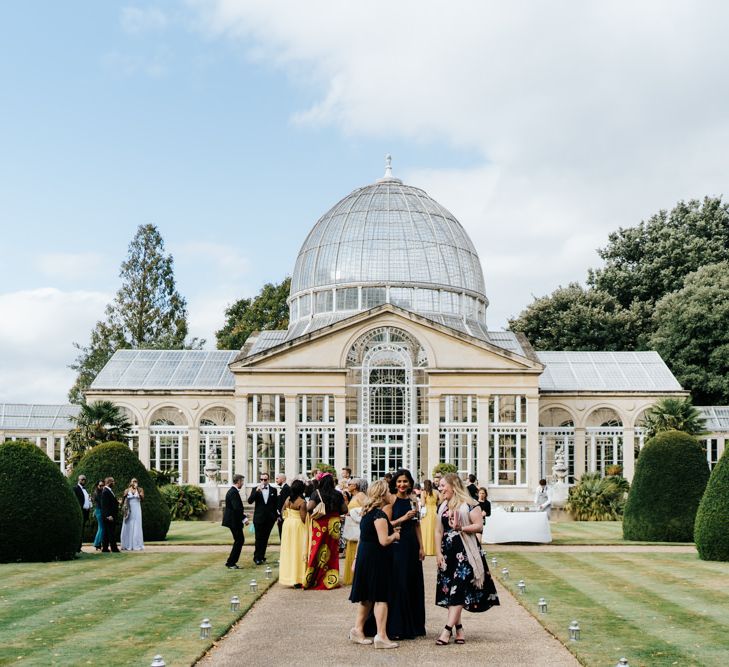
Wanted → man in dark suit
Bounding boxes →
[466,474,479,500]
[100,477,120,553]
[222,474,248,569]
[72,474,92,553]
[247,472,278,565]
[275,473,290,539]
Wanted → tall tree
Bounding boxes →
[639,397,707,438]
[508,283,639,351]
[216,278,290,350]
[69,224,200,403]
[650,261,729,404]
[66,400,133,467]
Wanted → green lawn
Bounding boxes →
[493,551,729,666]
[0,551,278,666]
[550,521,693,546]
[148,521,281,546]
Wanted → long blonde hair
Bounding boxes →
[362,480,390,516]
[443,473,475,512]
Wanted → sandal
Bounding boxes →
[436,625,453,645]
[454,624,465,644]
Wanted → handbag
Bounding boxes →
[342,507,362,541]
[122,498,130,521]
[311,491,327,520]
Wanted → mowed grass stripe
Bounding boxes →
[495,552,692,666]
[509,552,725,666]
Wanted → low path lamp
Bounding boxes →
[265,566,273,580]
[249,579,258,592]
[538,597,547,613]
[568,620,580,641]
[501,567,509,580]
[230,595,240,612]
[517,580,526,595]
[200,618,212,640]
[150,656,166,667]
[616,659,629,667]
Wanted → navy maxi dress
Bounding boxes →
[349,508,392,604]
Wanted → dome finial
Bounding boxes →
[384,153,393,178]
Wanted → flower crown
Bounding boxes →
[315,471,332,481]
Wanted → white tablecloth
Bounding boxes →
[482,507,552,544]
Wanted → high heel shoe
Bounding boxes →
[454,623,465,644]
[348,627,372,645]
[436,624,453,645]
[373,634,399,649]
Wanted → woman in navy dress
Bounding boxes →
[435,473,499,645]
[349,480,401,650]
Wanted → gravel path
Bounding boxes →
[198,557,580,667]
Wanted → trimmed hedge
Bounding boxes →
[694,447,729,561]
[160,484,207,520]
[0,439,81,562]
[623,430,709,542]
[72,442,171,541]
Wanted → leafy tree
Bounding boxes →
[640,397,707,438]
[565,472,630,521]
[650,262,729,404]
[694,447,729,561]
[508,283,639,350]
[216,277,290,349]
[66,400,133,467]
[432,462,457,476]
[69,224,202,403]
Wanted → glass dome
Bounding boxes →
[287,160,489,340]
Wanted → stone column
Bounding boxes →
[622,427,635,482]
[234,395,247,480]
[526,395,540,491]
[573,427,586,480]
[334,395,346,473]
[187,426,200,485]
[427,395,440,477]
[477,395,490,487]
[45,435,54,460]
[138,427,151,468]
[285,394,298,478]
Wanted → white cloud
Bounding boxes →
[34,252,107,282]
[191,1,729,326]
[0,288,110,403]
[121,6,169,34]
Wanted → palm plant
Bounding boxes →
[565,472,630,521]
[67,400,132,467]
[640,397,707,438]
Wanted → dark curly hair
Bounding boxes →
[389,468,415,495]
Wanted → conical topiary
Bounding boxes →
[0,439,82,562]
[694,447,729,561]
[72,441,171,541]
[623,430,709,542]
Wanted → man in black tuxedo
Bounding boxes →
[72,474,92,552]
[275,473,290,539]
[100,477,120,553]
[247,472,278,565]
[466,474,479,500]
[222,474,248,569]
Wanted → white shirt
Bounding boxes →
[78,484,92,510]
[534,486,552,508]
[261,485,270,504]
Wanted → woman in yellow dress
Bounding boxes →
[343,478,368,585]
[279,480,308,587]
[420,479,440,556]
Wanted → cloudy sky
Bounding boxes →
[2,1,729,403]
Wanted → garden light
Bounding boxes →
[230,595,240,612]
[517,579,526,594]
[616,659,629,667]
[538,597,547,613]
[150,656,166,667]
[199,618,212,640]
[249,579,258,592]
[265,566,273,579]
[568,620,580,641]
[491,556,498,567]
[501,567,509,580]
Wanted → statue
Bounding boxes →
[551,446,569,508]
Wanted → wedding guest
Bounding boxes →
[276,473,290,539]
[222,474,247,569]
[304,472,348,590]
[93,480,105,550]
[279,480,308,587]
[466,474,479,500]
[120,478,145,551]
[420,479,440,556]
[534,479,552,517]
[348,480,400,649]
[248,472,278,565]
[100,477,120,553]
[435,474,499,645]
[343,478,368,585]
[72,474,92,553]
[477,487,491,518]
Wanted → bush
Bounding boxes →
[161,484,208,520]
[0,440,82,562]
[433,462,457,476]
[72,442,171,541]
[694,447,729,561]
[149,468,180,488]
[623,430,709,542]
[565,472,629,520]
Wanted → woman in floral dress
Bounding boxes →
[435,473,499,645]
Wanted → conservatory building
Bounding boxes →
[54,161,721,502]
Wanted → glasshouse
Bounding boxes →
[2,162,727,502]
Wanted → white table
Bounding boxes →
[482,507,552,544]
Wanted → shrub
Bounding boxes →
[565,472,629,521]
[72,442,171,541]
[149,468,180,488]
[606,464,623,477]
[433,462,457,476]
[623,430,709,542]
[0,440,82,562]
[161,484,208,520]
[694,447,729,561]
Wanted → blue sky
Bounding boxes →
[2,1,729,402]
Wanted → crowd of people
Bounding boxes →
[72,474,145,554]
